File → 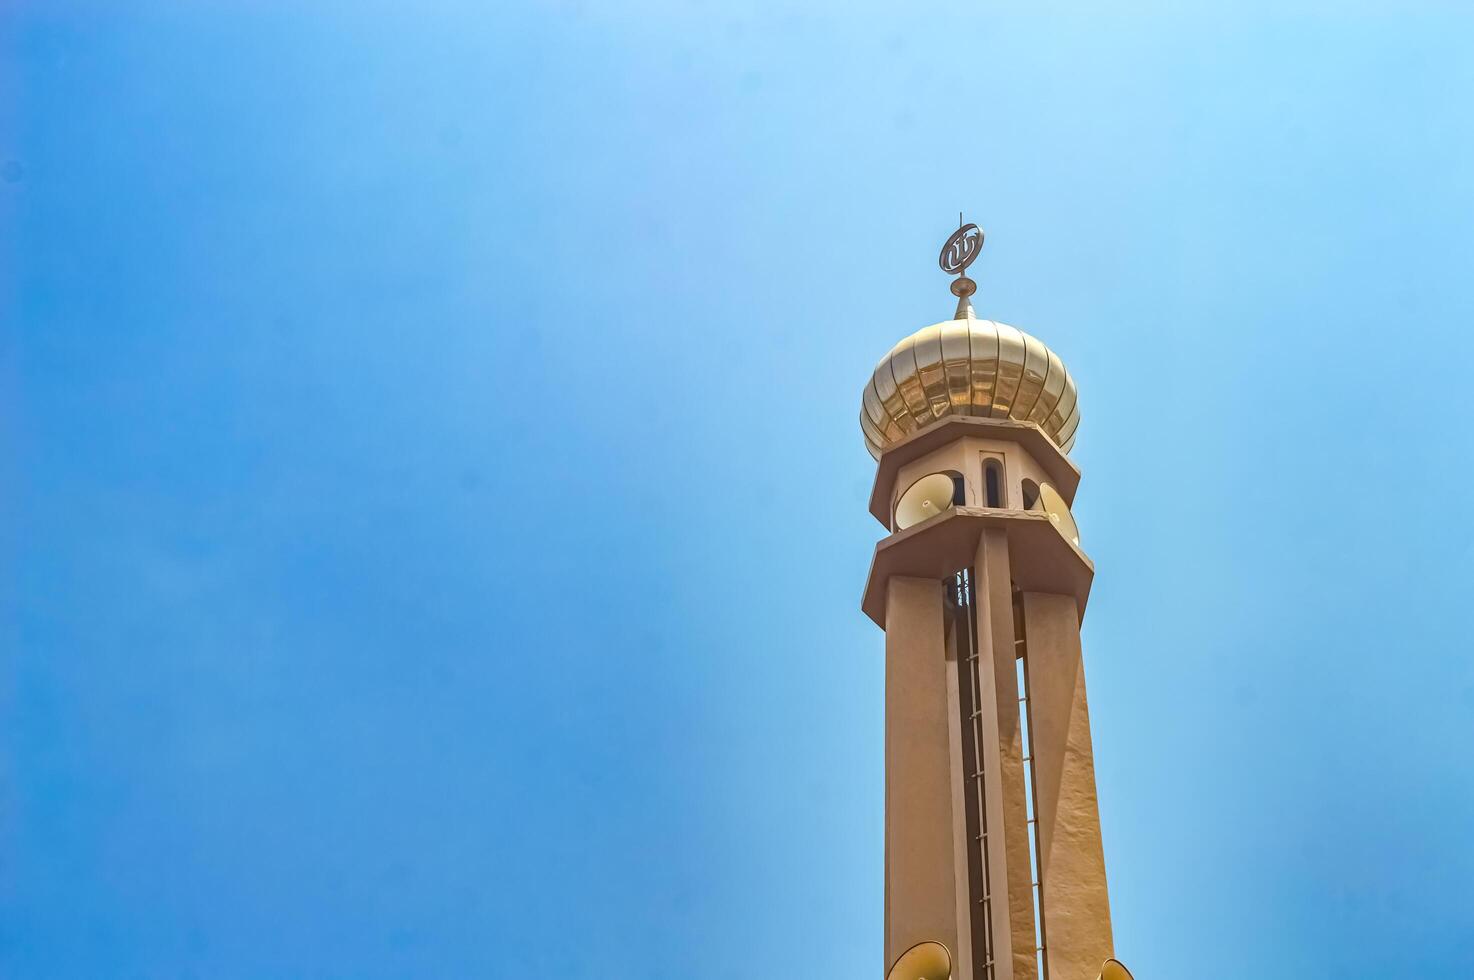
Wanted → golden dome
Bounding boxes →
[860,313,1080,459]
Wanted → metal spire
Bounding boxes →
[938,214,984,319]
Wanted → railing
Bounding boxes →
[949,570,996,980]
[1014,592,1049,980]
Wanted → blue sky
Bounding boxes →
[4,2,1474,977]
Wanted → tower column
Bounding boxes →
[974,530,1040,980]
[1021,592,1113,980]
[883,576,963,972]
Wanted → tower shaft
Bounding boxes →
[865,418,1112,980]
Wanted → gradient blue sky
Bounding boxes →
[4,2,1474,978]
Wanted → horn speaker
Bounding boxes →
[885,941,952,980]
[895,473,957,530]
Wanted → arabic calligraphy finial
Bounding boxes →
[939,215,984,319]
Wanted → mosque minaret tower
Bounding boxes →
[861,221,1131,980]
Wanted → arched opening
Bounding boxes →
[983,458,1005,508]
[1021,478,1041,512]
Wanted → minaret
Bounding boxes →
[861,221,1124,980]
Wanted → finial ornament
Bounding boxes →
[939,214,984,318]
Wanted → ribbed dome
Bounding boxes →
[860,313,1080,459]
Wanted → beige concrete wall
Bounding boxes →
[974,530,1038,980]
[884,576,960,972]
[1021,592,1113,980]
[891,438,1060,528]
[892,441,972,521]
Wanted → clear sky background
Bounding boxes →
[4,2,1474,978]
